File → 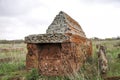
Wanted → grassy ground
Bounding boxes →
[92,40,120,77]
[0,40,120,80]
[0,43,27,80]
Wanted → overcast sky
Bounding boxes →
[0,0,120,40]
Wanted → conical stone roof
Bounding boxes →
[47,11,86,37]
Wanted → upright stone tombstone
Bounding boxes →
[25,11,92,76]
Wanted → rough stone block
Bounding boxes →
[25,11,92,76]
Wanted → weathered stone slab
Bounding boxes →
[25,33,69,43]
[25,33,89,43]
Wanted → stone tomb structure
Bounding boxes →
[25,11,92,76]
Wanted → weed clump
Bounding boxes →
[26,68,39,80]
